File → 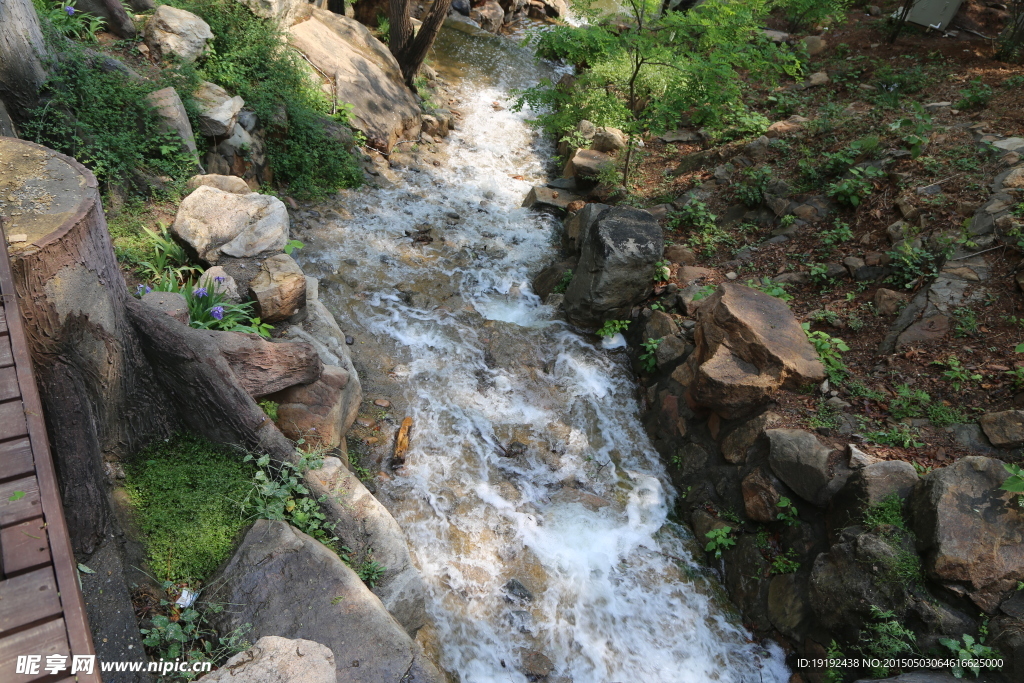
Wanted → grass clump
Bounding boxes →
[125,434,256,584]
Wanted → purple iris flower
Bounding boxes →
[211,306,224,320]
[193,287,208,298]
[65,5,75,15]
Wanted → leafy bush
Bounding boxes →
[125,434,257,583]
[170,0,362,198]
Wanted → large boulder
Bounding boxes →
[563,206,663,326]
[193,81,245,138]
[144,5,213,63]
[304,458,429,634]
[676,284,825,417]
[909,456,1024,612]
[146,87,200,167]
[172,185,289,263]
[767,428,851,507]
[198,636,335,683]
[249,253,307,323]
[207,520,444,683]
[288,11,421,152]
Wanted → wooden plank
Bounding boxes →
[0,367,19,403]
[1,519,50,576]
[0,566,62,633]
[0,334,11,370]
[0,618,70,682]
[0,400,26,442]
[0,475,40,527]
[0,228,100,681]
[0,437,33,482]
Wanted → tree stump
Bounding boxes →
[0,137,172,554]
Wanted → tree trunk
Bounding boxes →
[0,0,48,121]
[0,137,174,554]
[389,0,454,87]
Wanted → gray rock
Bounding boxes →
[564,206,663,326]
[767,428,850,506]
[207,520,444,683]
[173,186,289,262]
[198,636,335,683]
[146,87,200,167]
[910,456,1024,612]
[304,458,428,634]
[141,291,188,324]
[194,81,245,138]
[235,0,310,27]
[144,5,213,63]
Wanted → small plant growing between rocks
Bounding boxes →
[596,319,630,338]
[1000,463,1024,507]
[776,496,799,526]
[639,337,662,372]
[552,269,573,294]
[704,527,735,558]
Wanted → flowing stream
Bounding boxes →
[297,23,790,683]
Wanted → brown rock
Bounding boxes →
[665,244,697,266]
[979,410,1024,448]
[210,331,322,399]
[742,467,782,522]
[250,254,307,323]
[685,284,825,417]
[269,366,356,448]
[873,288,908,316]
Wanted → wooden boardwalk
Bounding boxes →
[0,222,100,682]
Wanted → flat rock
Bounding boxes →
[173,185,289,263]
[199,636,335,683]
[144,5,212,63]
[979,410,1024,448]
[207,520,444,683]
[249,253,306,323]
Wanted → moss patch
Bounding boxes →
[125,433,255,584]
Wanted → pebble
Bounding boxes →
[374,399,391,408]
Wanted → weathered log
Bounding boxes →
[1,137,173,554]
[124,297,295,463]
[211,331,322,398]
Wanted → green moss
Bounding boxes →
[124,434,255,584]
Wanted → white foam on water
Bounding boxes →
[300,26,790,683]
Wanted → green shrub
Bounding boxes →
[24,37,196,189]
[125,434,257,583]
[170,0,362,198]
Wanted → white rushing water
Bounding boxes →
[299,24,790,683]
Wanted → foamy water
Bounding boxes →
[297,25,789,683]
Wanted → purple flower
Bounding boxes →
[211,306,224,320]
[64,5,75,15]
[193,287,208,298]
